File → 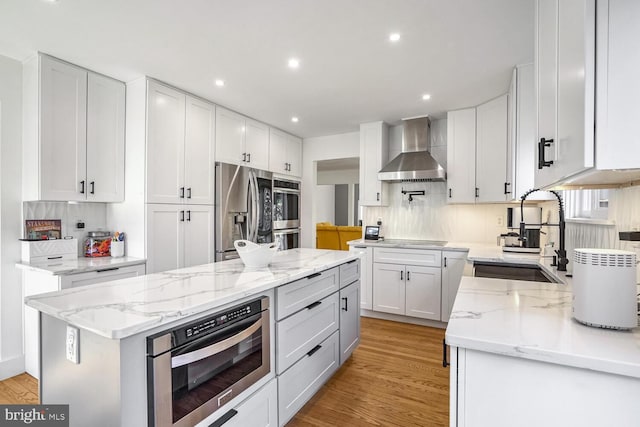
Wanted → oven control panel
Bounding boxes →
[172,298,264,347]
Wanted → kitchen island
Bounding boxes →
[25,248,361,427]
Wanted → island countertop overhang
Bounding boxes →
[25,248,360,340]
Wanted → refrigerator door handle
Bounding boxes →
[251,171,259,242]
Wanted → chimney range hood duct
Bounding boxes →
[378,116,446,182]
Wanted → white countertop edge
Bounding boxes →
[16,256,147,275]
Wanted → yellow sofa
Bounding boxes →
[316,223,362,251]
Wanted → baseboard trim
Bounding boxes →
[0,355,25,381]
[361,309,447,329]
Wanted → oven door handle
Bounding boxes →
[273,188,300,195]
[171,319,262,368]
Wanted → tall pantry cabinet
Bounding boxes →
[23,54,125,202]
[108,78,215,274]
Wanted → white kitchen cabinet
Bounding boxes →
[217,107,269,170]
[147,80,214,205]
[23,54,125,202]
[404,265,441,320]
[146,204,214,273]
[22,263,146,379]
[476,95,508,203]
[372,263,405,315]
[349,245,373,310]
[359,122,389,206]
[441,251,467,322]
[339,280,360,365]
[446,108,476,203]
[269,128,301,177]
[209,379,278,427]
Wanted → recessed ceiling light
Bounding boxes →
[288,58,300,69]
[291,117,299,123]
[422,94,432,101]
[215,79,225,87]
[389,33,401,42]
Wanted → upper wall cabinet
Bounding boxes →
[147,80,215,205]
[216,107,269,171]
[269,128,302,178]
[359,122,389,206]
[534,0,640,187]
[447,95,508,204]
[23,54,125,202]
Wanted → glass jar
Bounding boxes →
[84,231,112,257]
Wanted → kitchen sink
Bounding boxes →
[473,262,561,283]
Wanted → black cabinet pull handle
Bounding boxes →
[306,272,322,280]
[47,256,63,260]
[247,153,251,163]
[96,267,120,273]
[80,180,85,194]
[179,187,185,198]
[448,188,452,198]
[400,270,403,281]
[180,210,185,222]
[305,301,322,310]
[444,257,448,268]
[187,210,191,221]
[242,152,247,162]
[342,297,348,311]
[504,182,511,195]
[90,181,95,194]
[407,271,411,281]
[442,339,450,367]
[475,187,479,198]
[347,259,357,264]
[209,409,238,427]
[187,188,191,199]
[376,192,380,201]
[538,138,554,169]
[307,344,322,357]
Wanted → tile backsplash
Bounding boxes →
[23,201,109,256]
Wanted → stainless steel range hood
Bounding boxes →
[378,116,446,182]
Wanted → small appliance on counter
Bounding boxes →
[84,231,112,257]
[364,226,381,241]
[21,238,77,263]
[502,207,543,253]
[572,248,637,330]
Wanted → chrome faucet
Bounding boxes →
[519,189,568,271]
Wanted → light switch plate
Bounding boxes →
[66,325,79,364]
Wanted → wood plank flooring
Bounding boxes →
[288,317,449,427]
[0,317,449,426]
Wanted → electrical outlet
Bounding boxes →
[496,216,504,226]
[66,325,79,364]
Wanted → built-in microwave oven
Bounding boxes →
[146,297,270,427]
[273,179,300,230]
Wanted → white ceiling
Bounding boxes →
[0,0,534,138]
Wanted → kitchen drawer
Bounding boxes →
[277,331,339,426]
[208,378,277,427]
[275,267,339,320]
[21,238,77,262]
[276,292,339,374]
[339,259,360,288]
[59,264,146,289]
[373,247,442,267]
[26,253,78,264]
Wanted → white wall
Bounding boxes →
[0,54,24,378]
[301,132,360,248]
[314,185,335,225]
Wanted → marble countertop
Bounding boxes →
[16,256,147,275]
[446,276,640,379]
[347,238,470,251]
[25,249,359,340]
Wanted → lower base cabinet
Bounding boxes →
[209,379,278,427]
[339,280,360,364]
[278,331,340,426]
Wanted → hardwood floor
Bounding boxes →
[0,318,449,426]
[288,317,449,427]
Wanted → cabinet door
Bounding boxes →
[220,379,278,427]
[339,280,360,365]
[183,205,214,268]
[146,204,184,273]
[441,251,468,322]
[244,119,269,171]
[287,134,303,177]
[506,69,517,201]
[476,95,508,203]
[359,122,389,206]
[86,72,125,202]
[215,107,245,166]
[146,81,186,204]
[405,265,441,321]
[372,263,405,315]
[184,96,215,205]
[349,246,372,310]
[269,128,288,174]
[446,109,476,203]
[39,55,87,201]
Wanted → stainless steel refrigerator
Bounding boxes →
[215,162,273,261]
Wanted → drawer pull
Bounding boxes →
[96,267,120,273]
[342,297,348,311]
[305,301,322,310]
[346,259,357,264]
[47,256,63,260]
[306,272,322,280]
[307,344,322,357]
[209,409,238,427]
[442,339,450,368]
